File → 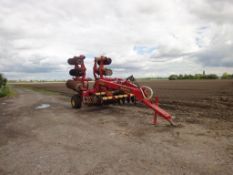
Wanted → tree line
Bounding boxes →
[169,72,233,80]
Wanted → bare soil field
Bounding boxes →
[0,80,233,175]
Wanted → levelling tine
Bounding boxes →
[152,113,157,125]
[168,119,177,127]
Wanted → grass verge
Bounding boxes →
[0,85,16,97]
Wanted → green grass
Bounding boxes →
[0,85,15,97]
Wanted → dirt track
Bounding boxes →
[0,80,233,175]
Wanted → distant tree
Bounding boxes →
[0,73,9,97]
[0,74,2,87]
[222,72,228,79]
[178,74,183,80]
[194,74,203,79]
[168,74,178,80]
[205,74,218,79]
[189,74,194,79]
[221,72,232,79]
[0,73,7,88]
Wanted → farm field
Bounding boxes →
[0,80,233,175]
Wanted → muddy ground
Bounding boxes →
[0,80,233,175]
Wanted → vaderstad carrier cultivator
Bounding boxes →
[66,55,176,126]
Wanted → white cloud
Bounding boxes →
[0,0,233,80]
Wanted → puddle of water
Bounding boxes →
[35,104,50,109]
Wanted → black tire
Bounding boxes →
[67,56,85,65]
[96,96,103,105]
[71,94,82,109]
[68,57,80,65]
[69,69,84,76]
[97,58,112,65]
[131,96,136,104]
[127,97,130,103]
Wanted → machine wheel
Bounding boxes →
[127,97,130,103]
[97,57,112,65]
[67,55,85,65]
[96,96,103,105]
[69,69,84,76]
[71,94,82,109]
[131,96,136,104]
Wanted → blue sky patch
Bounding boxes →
[133,45,156,55]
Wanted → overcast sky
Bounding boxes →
[0,0,233,80]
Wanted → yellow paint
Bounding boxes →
[95,92,106,96]
[71,99,75,106]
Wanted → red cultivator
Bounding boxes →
[66,55,176,126]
